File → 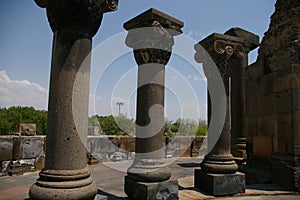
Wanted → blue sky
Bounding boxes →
[0,0,276,121]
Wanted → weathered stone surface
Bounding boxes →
[225,28,259,159]
[247,62,264,80]
[258,73,274,96]
[124,8,183,35]
[124,8,183,199]
[257,0,300,73]
[0,137,13,161]
[245,0,300,192]
[197,33,241,173]
[125,176,178,200]
[252,136,272,158]
[19,124,36,136]
[29,182,97,200]
[225,27,259,52]
[194,31,252,196]
[30,0,118,199]
[194,170,245,196]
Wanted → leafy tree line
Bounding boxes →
[164,118,207,136]
[93,114,135,136]
[95,115,207,136]
[0,106,207,136]
[0,106,47,135]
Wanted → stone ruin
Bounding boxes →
[246,0,300,191]
[18,123,36,136]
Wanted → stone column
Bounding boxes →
[194,33,246,196]
[29,1,118,199]
[123,8,183,200]
[225,28,259,161]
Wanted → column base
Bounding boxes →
[194,169,245,196]
[29,182,97,200]
[29,168,97,200]
[124,176,178,200]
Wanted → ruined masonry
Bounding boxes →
[246,0,300,191]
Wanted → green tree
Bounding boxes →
[196,120,208,136]
[0,106,47,135]
[115,114,135,136]
[97,115,135,136]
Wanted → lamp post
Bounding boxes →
[116,102,124,116]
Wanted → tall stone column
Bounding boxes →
[29,1,118,199]
[123,8,183,200]
[194,33,246,196]
[225,28,259,161]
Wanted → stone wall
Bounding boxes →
[0,135,206,175]
[246,0,300,191]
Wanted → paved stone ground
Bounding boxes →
[0,157,299,200]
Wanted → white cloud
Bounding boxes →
[0,70,48,110]
[187,30,205,41]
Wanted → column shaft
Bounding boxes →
[225,28,259,160]
[29,29,96,200]
[135,64,165,159]
[45,30,91,170]
[230,55,247,159]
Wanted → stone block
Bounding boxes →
[247,117,258,136]
[274,74,300,92]
[19,124,36,136]
[0,137,13,161]
[293,111,300,147]
[252,135,272,158]
[293,89,300,111]
[120,136,135,152]
[124,176,178,200]
[257,115,277,136]
[246,79,260,117]
[194,170,245,196]
[259,73,274,95]
[269,49,294,72]
[21,136,45,159]
[246,62,264,80]
[259,94,274,115]
[277,113,292,137]
[274,90,293,113]
[291,64,300,74]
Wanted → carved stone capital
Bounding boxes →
[225,27,259,53]
[134,48,172,66]
[125,21,174,50]
[214,40,245,58]
[196,33,245,78]
[125,21,174,65]
[124,8,183,66]
[44,0,118,37]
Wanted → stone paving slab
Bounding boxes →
[0,158,299,200]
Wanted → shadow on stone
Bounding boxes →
[177,162,200,168]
